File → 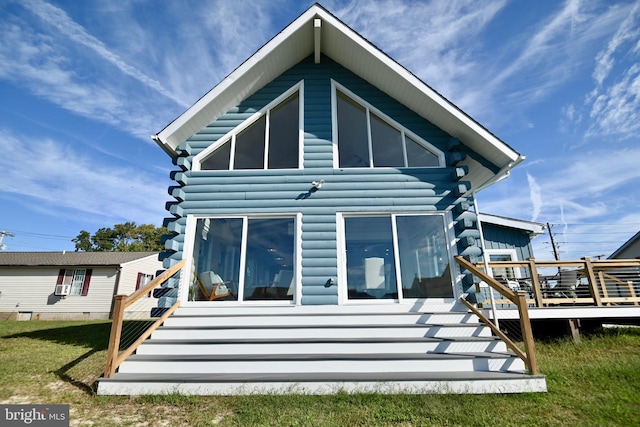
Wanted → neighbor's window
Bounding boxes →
[201,91,300,171]
[57,268,92,296]
[342,214,452,300]
[335,88,443,168]
[190,216,297,302]
[136,272,155,297]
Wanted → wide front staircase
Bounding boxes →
[97,303,546,395]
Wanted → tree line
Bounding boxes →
[72,222,167,252]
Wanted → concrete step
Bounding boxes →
[97,371,548,395]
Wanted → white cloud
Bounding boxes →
[0,129,169,224]
[587,63,640,139]
[333,0,506,104]
[21,0,187,108]
[526,173,542,222]
[592,2,640,86]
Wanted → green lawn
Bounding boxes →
[0,320,638,427]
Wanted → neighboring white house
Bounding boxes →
[0,252,162,320]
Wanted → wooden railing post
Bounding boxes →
[527,258,544,307]
[104,295,126,378]
[583,257,602,306]
[516,291,539,375]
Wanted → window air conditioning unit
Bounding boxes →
[54,284,71,297]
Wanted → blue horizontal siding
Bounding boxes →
[162,55,481,303]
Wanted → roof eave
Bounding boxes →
[154,4,521,177]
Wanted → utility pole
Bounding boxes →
[546,222,560,261]
[0,231,15,251]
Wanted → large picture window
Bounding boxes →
[199,87,301,171]
[341,214,453,300]
[334,85,443,169]
[189,216,297,302]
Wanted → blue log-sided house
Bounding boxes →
[98,4,547,395]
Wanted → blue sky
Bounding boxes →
[0,0,639,259]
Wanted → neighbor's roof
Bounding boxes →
[0,252,159,267]
[479,213,545,235]
[153,3,524,190]
[608,231,640,259]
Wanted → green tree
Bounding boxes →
[72,222,167,252]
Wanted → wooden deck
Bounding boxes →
[476,258,640,326]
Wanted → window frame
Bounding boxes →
[336,212,457,304]
[331,80,445,169]
[485,249,521,280]
[194,81,304,171]
[56,268,92,296]
[136,272,155,297]
[180,213,302,305]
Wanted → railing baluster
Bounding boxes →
[455,256,539,375]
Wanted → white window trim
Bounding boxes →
[485,248,521,279]
[180,213,302,306]
[331,80,445,169]
[193,81,305,171]
[336,211,455,305]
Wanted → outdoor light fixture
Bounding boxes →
[311,180,324,189]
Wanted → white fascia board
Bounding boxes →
[478,213,545,235]
[119,253,160,268]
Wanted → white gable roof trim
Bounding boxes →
[153,4,523,179]
[478,213,545,235]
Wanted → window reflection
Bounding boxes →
[345,216,398,299]
[344,215,452,300]
[190,217,296,302]
[396,215,452,298]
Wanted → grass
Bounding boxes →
[1,320,639,426]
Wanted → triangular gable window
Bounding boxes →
[199,86,301,171]
[334,84,443,168]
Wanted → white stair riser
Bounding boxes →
[163,313,480,327]
[164,315,480,327]
[151,326,491,340]
[118,357,526,374]
[135,340,507,355]
[172,302,459,317]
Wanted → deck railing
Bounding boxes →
[104,259,185,378]
[476,258,640,308]
[455,256,540,375]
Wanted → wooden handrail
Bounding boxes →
[456,256,517,303]
[455,256,540,375]
[104,259,185,378]
[124,259,185,308]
